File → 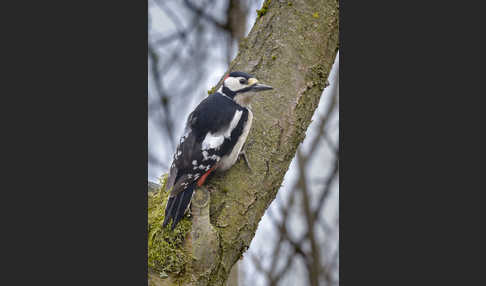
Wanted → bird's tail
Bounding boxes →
[162,183,195,230]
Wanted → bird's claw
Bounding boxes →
[239,150,253,173]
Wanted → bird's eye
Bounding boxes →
[240,79,248,84]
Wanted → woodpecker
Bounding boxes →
[162,71,273,230]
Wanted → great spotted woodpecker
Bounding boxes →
[163,71,273,230]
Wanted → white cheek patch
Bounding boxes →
[225,77,246,92]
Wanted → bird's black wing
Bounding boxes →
[163,93,248,229]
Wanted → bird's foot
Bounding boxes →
[239,150,253,173]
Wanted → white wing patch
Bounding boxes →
[201,110,242,151]
[225,110,242,138]
[218,109,253,171]
[202,132,225,150]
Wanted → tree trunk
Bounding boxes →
[148,0,339,285]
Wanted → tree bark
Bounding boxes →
[148,0,339,285]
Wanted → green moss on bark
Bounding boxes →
[148,175,192,276]
[256,0,271,18]
[207,86,217,95]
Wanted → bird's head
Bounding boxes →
[220,71,273,106]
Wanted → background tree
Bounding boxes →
[148,0,339,285]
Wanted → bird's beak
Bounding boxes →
[252,83,273,91]
[248,78,273,92]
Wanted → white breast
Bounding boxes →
[218,109,253,171]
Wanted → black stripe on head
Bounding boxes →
[229,71,253,79]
